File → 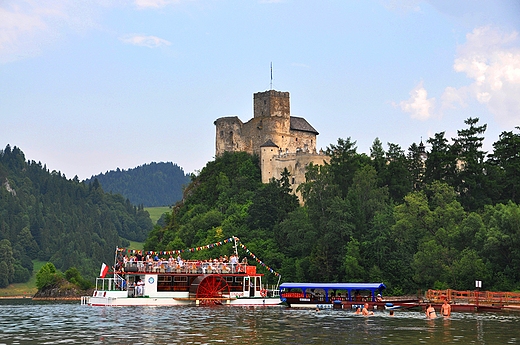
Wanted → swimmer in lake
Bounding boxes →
[440,300,451,317]
[362,303,374,316]
[426,304,436,319]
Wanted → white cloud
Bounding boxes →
[134,0,182,9]
[395,81,435,120]
[0,1,107,63]
[440,86,469,112]
[120,34,171,48]
[442,26,520,126]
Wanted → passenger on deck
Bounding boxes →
[230,255,238,272]
[136,279,144,296]
[376,294,383,302]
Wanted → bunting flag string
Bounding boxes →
[117,236,280,277]
[236,241,281,277]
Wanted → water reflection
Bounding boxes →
[0,300,519,344]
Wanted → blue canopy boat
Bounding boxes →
[279,282,416,310]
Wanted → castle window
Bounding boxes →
[295,138,298,141]
[292,177,295,184]
[220,131,224,138]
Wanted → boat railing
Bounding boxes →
[265,285,280,298]
[81,296,91,305]
[426,289,520,305]
[96,276,127,291]
[122,261,253,275]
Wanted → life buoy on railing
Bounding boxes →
[260,289,267,297]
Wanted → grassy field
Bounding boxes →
[0,260,46,297]
[145,206,171,224]
[126,239,144,251]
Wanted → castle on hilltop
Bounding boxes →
[214,89,329,197]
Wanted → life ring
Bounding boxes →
[260,289,267,297]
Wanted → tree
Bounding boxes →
[424,132,456,185]
[383,143,411,202]
[370,137,386,175]
[488,128,520,204]
[0,239,15,284]
[326,137,371,197]
[36,262,62,289]
[344,239,364,281]
[451,117,490,210]
[412,239,449,288]
[407,141,426,192]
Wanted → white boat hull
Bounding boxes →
[84,295,282,307]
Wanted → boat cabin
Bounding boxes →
[280,282,386,304]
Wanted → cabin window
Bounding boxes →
[174,276,188,282]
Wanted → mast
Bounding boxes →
[270,62,273,90]
[114,246,118,272]
[233,236,239,258]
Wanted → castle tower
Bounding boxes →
[214,89,329,203]
[254,90,290,118]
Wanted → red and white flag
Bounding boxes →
[99,263,109,278]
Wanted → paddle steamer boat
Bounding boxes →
[81,237,281,307]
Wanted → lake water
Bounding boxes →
[1,299,519,344]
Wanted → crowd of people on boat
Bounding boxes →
[115,252,249,274]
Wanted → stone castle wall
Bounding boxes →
[215,89,329,199]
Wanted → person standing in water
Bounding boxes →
[440,300,451,317]
[426,304,437,318]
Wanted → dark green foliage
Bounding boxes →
[87,162,190,207]
[4,115,520,294]
[146,118,520,293]
[0,145,153,284]
[65,267,93,290]
[488,128,520,204]
[36,262,62,289]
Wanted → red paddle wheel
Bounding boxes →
[189,275,230,305]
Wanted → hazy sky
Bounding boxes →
[2,0,520,180]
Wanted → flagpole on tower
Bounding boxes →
[270,62,273,90]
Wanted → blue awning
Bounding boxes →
[279,282,386,303]
[279,282,386,290]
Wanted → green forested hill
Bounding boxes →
[87,162,191,207]
[146,118,520,294]
[0,145,153,287]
